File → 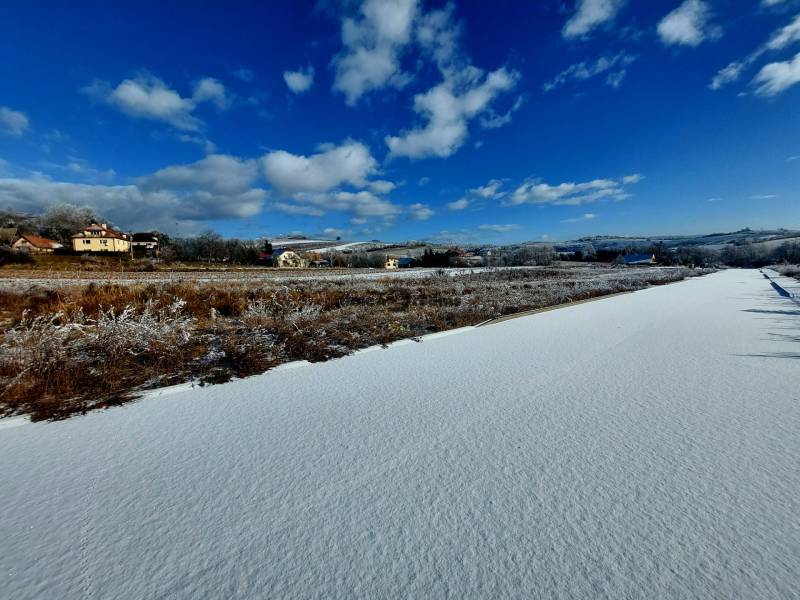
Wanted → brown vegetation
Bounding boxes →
[0,266,711,420]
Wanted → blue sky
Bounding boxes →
[0,0,798,243]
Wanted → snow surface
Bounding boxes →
[1,269,799,599]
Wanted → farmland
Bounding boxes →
[0,264,706,420]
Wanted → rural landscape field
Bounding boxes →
[2,1,799,598]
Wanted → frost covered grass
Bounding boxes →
[772,264,800,279]
[0,266,710,420]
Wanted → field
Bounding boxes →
[1,269,797,599]
[0,264,706,420]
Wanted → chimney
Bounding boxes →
[101,223,107,230]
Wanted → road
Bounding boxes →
[1,269,798,599]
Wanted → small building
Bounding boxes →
[71,223,131,253]
[131,232,159,257]
[385,255,413,269]
[309,259,331,268]
[272,248,308,268]
[622,253,656,265]
[12,233,62,253]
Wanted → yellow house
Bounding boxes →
[71,223,131,253]
[385,255,413,269]
[12,233,63,253]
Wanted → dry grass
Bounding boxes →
[0,266,711,420]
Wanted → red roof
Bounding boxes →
[18,233,62,249]
[71,225,128,240]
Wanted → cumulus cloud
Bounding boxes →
[478,223,518,233]
[711,14,800,90]
[507,174,641,206]
[753,52,800,96]
[276,190,400,220]
[84,74,231,131]
[562,0,627,39]
[284,66,315,94]
[561,212,598,223]
[657,0,721,47]
[191,77,230,110]
[409,202,434,220]
[386,66,519,158]
[332,0,418,105]
[0,106,29,136]
[333,0,521,156]
[543,52,636,92]
[0,153,267,232]
[262,140,406,222]
[262,140,378,194]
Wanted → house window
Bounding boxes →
[83,239,90,245]
[101,239,108,245]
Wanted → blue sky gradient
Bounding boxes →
[0,0,798,242]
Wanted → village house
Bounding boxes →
[272,248,308,268]
[12,233,63,253]
[385,255,413,269]
[131,232,159,257]
[71,223,131,253]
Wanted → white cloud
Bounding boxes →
[0,160,265,233]
[84,74,231,131]
[470,179,505,199]
[749,193,778,199]
[368,179,396,193]
[386,66,519,158]
[262,140,378,194]
[278,190,400,220]
[562,0,627,39]
[788,155,800,161]
[332,0,418,105]
[191,77,230,110]
[262,140,404,222]
[0,154,266,231]
[446,178,505,210]
[658,0,721,47]
[753,52,800,96]
[409,202,434,220]
[478,223,518,233]
[136,154,265,220]
[283,66,315,94]
[711,14,800,90]
[561,212,598,223]
[141,154,259,197]
[507,174,641,206]
[622,173,644,184]
[446,197,469,210]
[0,106,29,136]
[417,176,430,185]
[710,61,746,90]
[543,52,636,93]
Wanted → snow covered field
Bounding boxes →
[1,269,798,599]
